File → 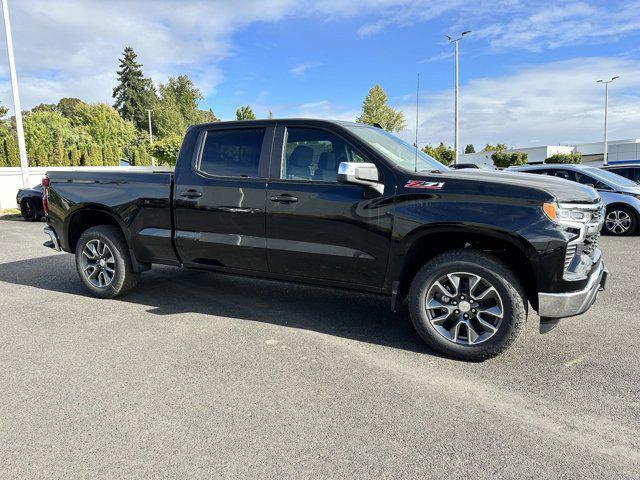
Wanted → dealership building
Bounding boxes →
[460,138,640,168]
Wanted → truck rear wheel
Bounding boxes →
[408,250,526,361]
[75,225,139,298]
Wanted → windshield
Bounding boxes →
[584,166,639,189]
[343,124,449,172]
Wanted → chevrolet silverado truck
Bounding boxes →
[41,119,607,360]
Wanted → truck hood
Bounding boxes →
[439,169,600,204]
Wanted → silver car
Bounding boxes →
[510,164,640,236]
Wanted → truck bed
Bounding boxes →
[46,170,178,266]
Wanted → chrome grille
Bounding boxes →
[565,244,577,270]
[582,234,599,257]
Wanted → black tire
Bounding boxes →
[75,225,139,298]
[603,206,637,236]
[408,249,527,361]
[21,200,38,221]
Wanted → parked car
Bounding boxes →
[510,164,640,236]
[16,184,44,221]
[601,163,640,184]
[41,119,607,360]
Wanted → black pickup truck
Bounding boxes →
[42,119,607,360]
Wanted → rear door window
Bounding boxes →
[199,128,265,178]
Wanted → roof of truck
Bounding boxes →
[191,118,367,128]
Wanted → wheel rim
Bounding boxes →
[81,239,115,288]
[605,210,631,234]
[425,272,504,345]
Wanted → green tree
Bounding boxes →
[69,148,81,166]
[149,135,182,165]
[153,75,213,137]
[50,132,66,166]
[545,152,582,164]
[491,151,528,169]
[89,144,103,166]
[482,143,507,152]
[236,105,256,120]
[422,142,455,166]
[23,111,75,166]
[356,84,406,132]
[464,144,476,154]
[136,144,152,166]
[0,136,19,166]
[112,46,156,130]
[57,97,85,119]
[32,103,57,114]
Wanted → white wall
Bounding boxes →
[460,145,574,166]
[0,166,172,210]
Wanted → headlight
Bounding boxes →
[542,202,594,224]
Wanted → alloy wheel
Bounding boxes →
[605,210,632,234]
[425,272,504,345]
[81,239,116,288]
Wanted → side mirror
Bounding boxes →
[337,162,383,195]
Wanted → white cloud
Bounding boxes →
[397,57,640,149]
[290,61,322,78]
[288,100,360,121]
[477,1,640,51]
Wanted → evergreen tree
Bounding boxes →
[112,46,156,130]
[51,132,66,166]
[236,105,256,120]
[356,84,406,133]
[464,144,476,154]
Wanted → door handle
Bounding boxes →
[179,189,202,199]
[270,194,298,204]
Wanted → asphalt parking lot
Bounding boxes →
[0,216,639,479]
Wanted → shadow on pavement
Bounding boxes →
[0,253,435,355]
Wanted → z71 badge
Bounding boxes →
[405,180,445,189]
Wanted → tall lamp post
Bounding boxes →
[596,76,619,166]
[1,0,29,187]
[446,30,471,165]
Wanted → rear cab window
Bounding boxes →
[198,128,265,178]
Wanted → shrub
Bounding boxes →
[150,135,182,166]
[491,151,528,169]
[545,152,582,164]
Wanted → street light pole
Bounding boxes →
[597,76,619,166]
[1,0,29,187]
[446,31,471,165]
[146,109,154,166]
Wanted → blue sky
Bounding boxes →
[1,0,639,148]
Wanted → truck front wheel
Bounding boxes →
[75,225,139,298]
[408,250,526,361]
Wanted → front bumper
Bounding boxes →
[538,261,607,319]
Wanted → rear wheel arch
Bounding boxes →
[66,207,150,272]
[66,207,127,253]
[393,228,537,312]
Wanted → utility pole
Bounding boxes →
[597,76,619,166]
[1,0,28,187]
[146,108,154,166]
[445,30,471,165]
